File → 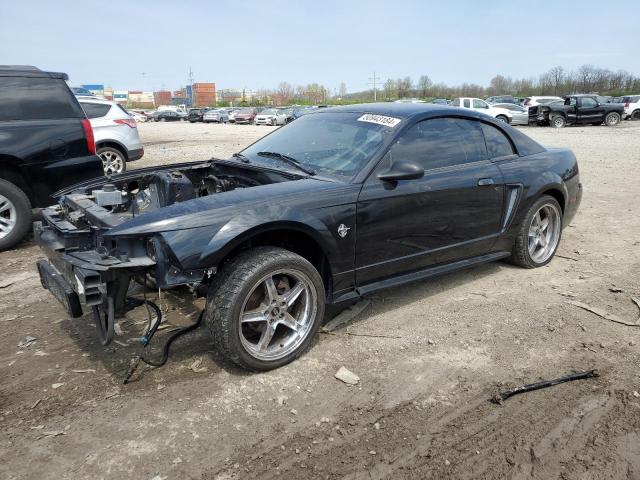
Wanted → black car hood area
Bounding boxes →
[107,177,343,236]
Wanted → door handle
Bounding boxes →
[477,178,495,186]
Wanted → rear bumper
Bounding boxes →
[128,147,144,161]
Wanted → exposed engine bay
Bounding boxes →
[60,160,291,227]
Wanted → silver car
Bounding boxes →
[203,109,229,123]
[79,99,144,175]
[255,108,288,126]
[492,103,529,125]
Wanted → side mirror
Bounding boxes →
[377,161,424,182]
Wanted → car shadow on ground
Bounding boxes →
[56,260,512,385]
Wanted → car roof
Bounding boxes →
[317,102,458,119]
[77,98,118,106]
[0,65,69,80]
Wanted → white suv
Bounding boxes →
[622,95,640,120]
[451,97,513,123]
[79,99,144,175]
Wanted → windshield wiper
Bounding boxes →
[257,151,316,176]
[232,152,250,163]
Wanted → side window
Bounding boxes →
[0,77,82,121]
[566,97,577,106]
[463,99,470,108]
[473,99,488,109]
[451,98,460,107]
[81,103,111,119]
[580,97,597,108]
[386,118,486,171]
[481,123,515,158]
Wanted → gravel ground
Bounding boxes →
[1,120,640,480]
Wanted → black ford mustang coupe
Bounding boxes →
[35,104,582,370]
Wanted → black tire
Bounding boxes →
[509,195,563,269]
[205,246,325,371]
[632,110,640,121]
[604,112,620,126]
[496,115,509,124]
[550,115,566,128]
[97,146,127,175]
[0,179,32,251]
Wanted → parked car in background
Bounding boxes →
[0,65,104,251]
[34,103,581,370]
[128,111,147,123]
[227,108,240,123]
[486,95,517,104]
[451,97,512,123]
[255,108,288,126]
[622,95,640,120]
[234,108,257,124]
[491,103,529,125]
[203,109,229,123]
[71,86,96,98]
[152,110,186,122]
[532,94,624,127]
[430,98,449,105]
[79,98,144,175]
[522,96,564,108]
[187,108,209,123]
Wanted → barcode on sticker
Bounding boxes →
[357,114,401,128]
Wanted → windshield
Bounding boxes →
[261,109,276,115]
[241,112,396,178]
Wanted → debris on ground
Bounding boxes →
[51,383,65,389]
[0,272,33,288]
[322,300,371,332]
[334,366,360,385]
[188,358,208,373]
[71,369,96,374]
[18,335,37,348]
[567,300,640,327]
[492,370,599,404]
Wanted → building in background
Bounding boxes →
[81,84,105,96]
[103,88,113,101]
[154,90,172,106]
[113,90,128,104]
[128,91,155,108]
[192,82,216,107]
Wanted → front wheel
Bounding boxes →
[509,195,563,268]
[205,247,325,371]
[632,110,640,121]
[604,112,620,126]
[496,115,509,124]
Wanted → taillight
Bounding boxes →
[624,102,630,108]
[81,118,96,155]
[114,118,137,128]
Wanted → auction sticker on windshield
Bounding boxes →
[357,114,401,128]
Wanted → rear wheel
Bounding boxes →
[98,146,127,175]
[604,112,620,126]
[509,195,563,268]
[551,115,566,128]
[0,179,32,252]
[632,110,640,120]
[205,246,325,371]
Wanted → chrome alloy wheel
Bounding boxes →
[239,269,317,361]
[0,194,17,239]
[528,204,561,264]
[100,150,125,175]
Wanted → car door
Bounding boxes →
[577,97,604,123]
[473,99,491,115]
[355,117,505,288]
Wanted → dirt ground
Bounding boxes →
[1,120,640,480]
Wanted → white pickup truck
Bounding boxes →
[451,97,513,124]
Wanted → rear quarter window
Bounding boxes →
[0,77,83,121]
[503,125,546,157]
[81,102,111,119]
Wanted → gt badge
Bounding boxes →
[337,224,350,238]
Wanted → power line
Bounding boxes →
[367,71,380,102]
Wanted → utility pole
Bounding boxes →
[188,67,194,106]
[368,71,379,102]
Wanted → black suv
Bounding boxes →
[0,66,104,251]
[187,108,209,122]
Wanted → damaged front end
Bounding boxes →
[34,159,294,345]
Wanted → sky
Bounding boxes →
[1,0,638,94]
